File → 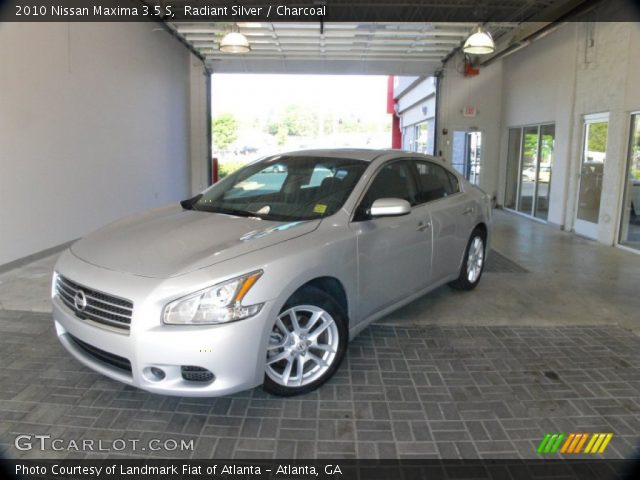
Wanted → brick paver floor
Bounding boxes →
[0,309,639,460]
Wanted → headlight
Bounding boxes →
[163,271,263,325]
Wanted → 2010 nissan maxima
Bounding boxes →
[52,149,491,397]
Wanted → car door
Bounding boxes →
[351,160,432,322]
[411,160,474,282]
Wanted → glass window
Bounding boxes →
[450,131,481,184]
[302,164,333,188]
[447,171,460,194]
[534,124,555,220]
[402,126,414,151]
[518,126,539,214]
[356,161,417,219]
[451,131,467,176]
[619,113,640,251]
[505,128,521,210]
[504,124,555,220]
[468,132,482,186]
[577,119,608,223]
[414,161,456,204]
[414,122,429,154]
[194,156,367,221]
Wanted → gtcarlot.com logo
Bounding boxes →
[15,434,194,452]
[537,432,613,455]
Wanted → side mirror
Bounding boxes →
[369,198,411,218]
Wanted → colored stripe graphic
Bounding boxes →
[539,433,613,455]
[537,433,565,454]
[537,434,552,454]
[584,433,614,454]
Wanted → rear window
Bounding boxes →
[414,161,458,204]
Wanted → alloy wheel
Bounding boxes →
[266,305,339,387]
[466,236,484,283]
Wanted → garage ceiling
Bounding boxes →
[165,1,590,75]
[168,22,508,75]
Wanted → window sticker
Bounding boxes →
[313,204,327,214]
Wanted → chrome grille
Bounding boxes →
[56,274,133,331]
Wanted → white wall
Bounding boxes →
[500,24,578,227]
[437,21,640,246]
[189,58,210,194]
[0,22,195,266]
[393,76,420,97]
[437,58,503,200]
[396,77,436,154]
[566,22,638,244]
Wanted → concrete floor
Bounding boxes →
[2,209,639,333]
[0,209,639,461]
[381,210,640,335]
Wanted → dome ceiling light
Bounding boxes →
[463,26,495,55]
[219,24,251,53]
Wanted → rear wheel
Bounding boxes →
[263,287,347,396]
[449,228,486,291]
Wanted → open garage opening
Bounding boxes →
[210,74,393,179]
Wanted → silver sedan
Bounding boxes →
[52,149,491,397]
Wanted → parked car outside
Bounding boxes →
[52,149,492,397]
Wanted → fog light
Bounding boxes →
[143,366,166,382]
[181,366,215,383]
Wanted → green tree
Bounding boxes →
[276,125,288,146]
[265,105,318,138]
[212,113,238,151]
[587,122,608,153]
[523,133,538,161]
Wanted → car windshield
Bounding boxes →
[190,156,368,221]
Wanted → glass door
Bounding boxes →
[504,128,522,210]
[534,124,555,220]
[504,124,555,220]
[517,126,539,215]
[619,113,640,251]
[575,113,609,239]
[467,131,482,185]
[451,130,482,185]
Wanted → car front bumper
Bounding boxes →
[52,254,277,397]
[53,297,275,396]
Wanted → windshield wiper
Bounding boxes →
[208,206,265,219]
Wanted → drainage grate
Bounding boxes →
[485,249,529,273]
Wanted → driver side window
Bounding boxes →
[355,161,416,220]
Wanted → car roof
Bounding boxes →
[274,148,441,163]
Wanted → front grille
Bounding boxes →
[56,274,133,331]
[181,366,215,383]
[67,333,132,373]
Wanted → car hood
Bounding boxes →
[70,205,320,278]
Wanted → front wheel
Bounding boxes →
[263,287,348,396]
[449,229,486,290]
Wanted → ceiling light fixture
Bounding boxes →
[219,24,251,53]
[463,26,495,55]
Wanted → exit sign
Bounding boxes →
[462,107,477,117]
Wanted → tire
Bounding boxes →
[263,286,348,396]
[449,228,486,291]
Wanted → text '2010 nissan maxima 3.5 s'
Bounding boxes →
[52,149,491,397]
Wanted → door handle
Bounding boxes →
[417,221,431,232]
[463,207,474,215]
